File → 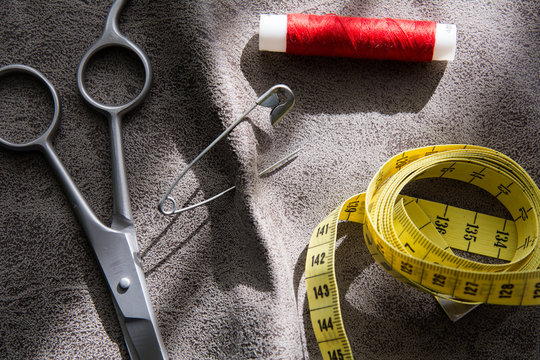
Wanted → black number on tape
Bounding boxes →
[499,284,514,298]
[494,230,509,248]
[344,201,359,213]
[400,261,413,275]
[534,282,540,298]
[404,242,415,253]
[311,252,326,267]
[396,156,408,169]
[432,274,446,287]
[464,223,479,242]
[524,236,534,249]
[317,317,334,332]
[435,215,449,234]
[327,349,344,360]
[314,284,330,299]
[464,281,479,296]
[518,206,529,221]
[317,224,329,237]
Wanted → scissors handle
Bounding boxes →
[77,0,152,117]
[0,65,99,233]
[0,64,118,244]
[77,0,152,227]
[0,65,60,152]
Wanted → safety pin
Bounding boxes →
[158,84,297,215]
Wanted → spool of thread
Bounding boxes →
[259,14,457,62]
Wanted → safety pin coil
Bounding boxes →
[158,84,297,215]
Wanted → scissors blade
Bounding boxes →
[112,296,168,360]
[89,226,168,359]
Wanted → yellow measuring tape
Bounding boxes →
[305,145,540,360]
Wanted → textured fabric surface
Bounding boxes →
[0,1,539,359]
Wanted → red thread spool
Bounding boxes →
[259,14,456,62]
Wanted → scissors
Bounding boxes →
[0,1,168,359]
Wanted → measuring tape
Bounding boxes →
[305,144,540,360]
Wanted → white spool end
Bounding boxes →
[433,23,457,61]
[259,14,287,52]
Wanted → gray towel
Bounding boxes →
[1,1,538,359]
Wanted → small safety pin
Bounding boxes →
[158,84,297,215]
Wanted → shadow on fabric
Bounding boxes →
[132,3,280,355]
[294,221,375,358]
[241,35,447,116]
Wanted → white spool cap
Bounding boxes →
[259,14,287,52]
[433,23,457,61]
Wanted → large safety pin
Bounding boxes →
[158,84,297,215]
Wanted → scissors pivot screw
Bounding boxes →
[119,277,131,290]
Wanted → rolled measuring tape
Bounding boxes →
[305,144,540,360]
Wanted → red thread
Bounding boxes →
[286,14,437,62]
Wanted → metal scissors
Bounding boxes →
[0,1,167,359]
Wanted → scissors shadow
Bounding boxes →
[142,189,209,277]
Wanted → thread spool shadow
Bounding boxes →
[240,35,447,116]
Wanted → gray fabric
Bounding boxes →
[1,1,539,359]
